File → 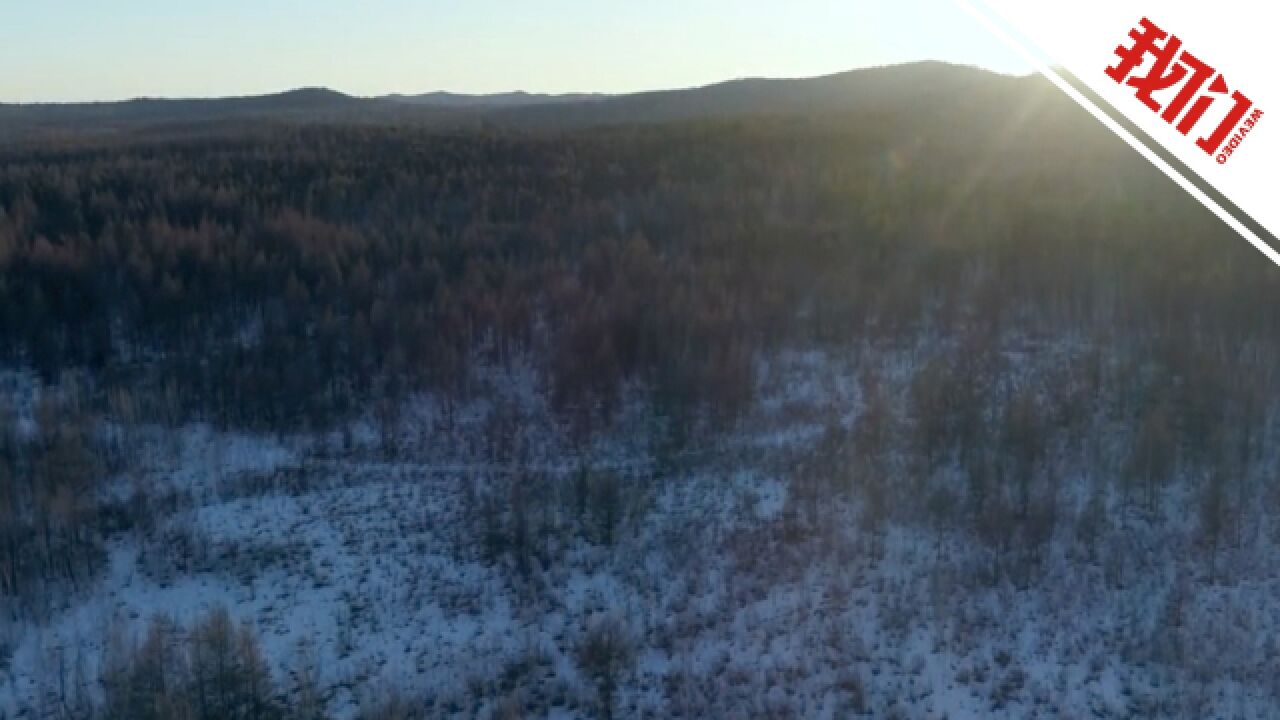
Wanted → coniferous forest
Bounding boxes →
[3,66,1280,718]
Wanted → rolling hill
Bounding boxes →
[0,61,1056,139]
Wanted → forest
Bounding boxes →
[2,103,1272,428]
[3,70,1280,718]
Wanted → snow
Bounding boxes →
[4,348,1280,718]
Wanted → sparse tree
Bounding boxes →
[575,618,634,720]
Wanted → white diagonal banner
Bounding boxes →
[959,1,1279,264]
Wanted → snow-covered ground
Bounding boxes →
[6,348,1280,718]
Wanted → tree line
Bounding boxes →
[0,116,1274,436]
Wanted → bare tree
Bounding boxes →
[575,617,634,720]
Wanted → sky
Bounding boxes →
[0,0,1032,103]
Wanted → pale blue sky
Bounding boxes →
[2,0,1031,102]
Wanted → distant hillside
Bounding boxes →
[498,61,1045,128]
[0,62,1051,139]
[0,87,376,137]
[386,90,606,108]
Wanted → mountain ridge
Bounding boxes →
[0,61,1047,139]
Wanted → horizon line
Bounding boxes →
[0,60,1035,107]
